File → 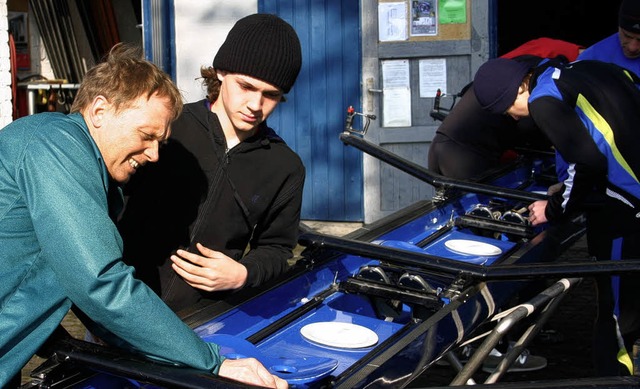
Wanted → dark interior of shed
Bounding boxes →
[497,0,622,55]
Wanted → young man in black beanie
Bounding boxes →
[474,57,640,376]
[118,13,305,314]
[578,0,640,76]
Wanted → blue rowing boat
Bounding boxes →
[26,111,640,388]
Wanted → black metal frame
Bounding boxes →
[24,112,640,388]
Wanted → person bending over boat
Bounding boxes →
[0,43,286,389]
[428,37,583,180]
[117,14,305,313]
[428,38,584,373]
[473,57,640,376]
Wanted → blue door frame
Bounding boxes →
[141,0,176,79]
[259,1,364,221]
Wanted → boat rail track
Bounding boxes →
[24,109,640,389]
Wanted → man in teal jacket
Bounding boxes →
[0,43,286,389]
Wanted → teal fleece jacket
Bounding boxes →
[0,113,222,384]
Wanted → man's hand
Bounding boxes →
[219,358,288,389]
[171,243,248,291]
[528,200,548,226]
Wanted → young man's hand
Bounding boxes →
[171,243,248,291]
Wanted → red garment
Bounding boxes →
[501,37,584,62]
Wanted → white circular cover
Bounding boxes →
[445,239,502,256]
[300,322,379,349]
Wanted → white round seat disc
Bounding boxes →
[445,239,502,256]
[300,322,378,349]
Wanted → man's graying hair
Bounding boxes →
[71,43,183,120]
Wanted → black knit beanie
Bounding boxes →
[213,13,302,93]
[619,0,640,34]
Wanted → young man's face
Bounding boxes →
[505,87,530,121]
[216,72,283,136]
[90,92,173,183]
[619,27,640,59]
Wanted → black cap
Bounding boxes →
[619,0,640,34]
[473,58,532,114]
[213,13,302,93]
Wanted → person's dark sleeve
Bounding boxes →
[529,97,608,222]
[240,164,305,287]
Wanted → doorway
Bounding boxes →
[497,0,621,55]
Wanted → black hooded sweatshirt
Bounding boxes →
[118,99,305,312]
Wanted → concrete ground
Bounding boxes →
[300,220,363,236]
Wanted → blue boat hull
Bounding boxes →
[26,156,588,388]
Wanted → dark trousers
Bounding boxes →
[588,207,640,376]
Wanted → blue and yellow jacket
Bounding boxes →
[528,59,640,231]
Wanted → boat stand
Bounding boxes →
[446,277,582,385]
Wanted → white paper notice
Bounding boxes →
[419,58,447,98]
[378,2,408,42]
[382,59,410,89]
[383,88,411,127]
[382,60,411,127]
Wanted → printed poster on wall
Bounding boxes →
[378,2,408,42]
[419,58,447,98]
[381,59,412,127]
[410,0,438,36]
[439,0,467,24]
